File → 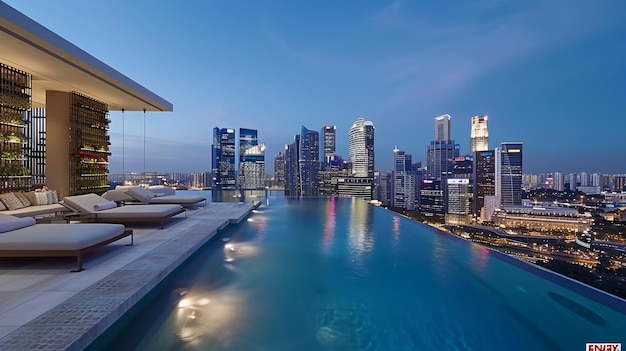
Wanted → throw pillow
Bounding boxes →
[0,201,6,211]
[24,191,38,206]
[14,192,32,207]
[0,193,26,211]
[46,190,59,204]
[34,192,48,205]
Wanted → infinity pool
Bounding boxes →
[89,197,626,350]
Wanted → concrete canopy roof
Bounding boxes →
[0,2,172,112]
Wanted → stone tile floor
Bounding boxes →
[0,201,256,351]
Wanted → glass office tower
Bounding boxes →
[212,127,236,190]
[238,128,265,189]
[500,142,523,206]
[299,126,320,197]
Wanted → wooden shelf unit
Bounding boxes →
[0,63,32,192]
[69,92,110,195]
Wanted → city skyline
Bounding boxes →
[5,1,625,175]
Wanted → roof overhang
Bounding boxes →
[0,1,173,112]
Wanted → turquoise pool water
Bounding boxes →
[90,197,626,350]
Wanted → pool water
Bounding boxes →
[89,197,626,350]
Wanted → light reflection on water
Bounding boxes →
[90,196,626,351]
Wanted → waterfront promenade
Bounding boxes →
[0,201,257,350]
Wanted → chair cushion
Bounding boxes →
[126,187,157,202]
[0,217,36,233]
[0,223,126,250]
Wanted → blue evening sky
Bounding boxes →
[5,0,626,175]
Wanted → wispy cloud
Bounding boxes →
[371,0,623,108]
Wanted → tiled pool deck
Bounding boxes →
[0,201,257,351]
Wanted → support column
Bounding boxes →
[45,90,70,198]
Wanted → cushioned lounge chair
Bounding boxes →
[62,193,187,229]
[124,187,206,206]
[0,213,132,272]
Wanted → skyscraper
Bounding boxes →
[435,114,451,141]
[499,142,523,206]
[211,127,236,190]
[321,125,336,167]
[238,128,265,189]
[446,178,471,224]
[427,115,459,184]
[552,172,565,191]
[473,150,496,218]
[393,147,415,210]
[348,118,375,177]
[419,179,445,219]
[340,118,375,200]
[284,135,300,197]
[470,115,489,152]
[274,152,285,189]
[299,126,320,197]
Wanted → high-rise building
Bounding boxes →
[474,150,496,218]
[274,152,285,189]
[211,127,236,190]
[238,128,265,189]
[470,115,488,152]
[318,155,348,196]
[419,179,445,220]
[377,170,393,207]
[580,172,590,187]
[553,172,565,191]
[341,118,375,200]
[284,135,300,197]
[435,114,451,141]
[348,118,375,177]
[321,125,336,167]
[393,147,415,210]
[499,142,523,207]
[427,115,459,183]
[446,178,471,224]
[299,126,320,197]
[568,173,578,191]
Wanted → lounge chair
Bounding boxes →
[124,187,206,206]
[62,193,187,229]
[0,213,132,272]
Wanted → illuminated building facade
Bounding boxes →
[473,150,496,218]
[499,142,523,207]
[273,152,285,188]
[492,206,592,233]
[321,125,336,168]
[470,115,489,152]
[446,178,472,224]
[284,135,300,197]
[299,126,319,197]
[238,128,265,189]
[348,118,375,177]
[393,147,415,210]
[211,127,236,190]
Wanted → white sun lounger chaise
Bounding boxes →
[62,193,186,229]
[123,187,206,206]
[0,213,132,271]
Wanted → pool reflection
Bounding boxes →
[173,287,247,348]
